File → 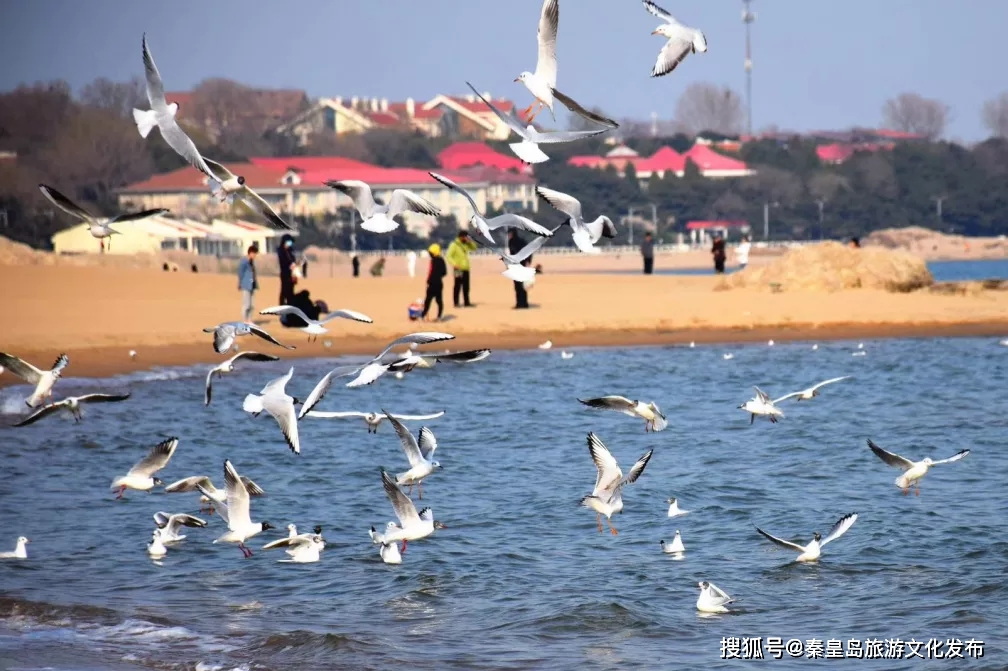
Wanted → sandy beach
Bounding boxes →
[2,259,1007,386]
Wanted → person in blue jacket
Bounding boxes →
[237,244,259,321]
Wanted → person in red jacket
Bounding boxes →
[422,243,447,321]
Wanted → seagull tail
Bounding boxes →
[242,394,264,415]
[368,526,383,544]
[133,108,157,139]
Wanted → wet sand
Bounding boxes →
[2,263,1007,386]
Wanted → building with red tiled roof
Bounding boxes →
[437,142,529,173]
[815,141,896,165]
[567,143,752,180]
[117,157,537,238]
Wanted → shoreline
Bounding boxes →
[3,319,1006,389]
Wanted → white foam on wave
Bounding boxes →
[0,388,29,416]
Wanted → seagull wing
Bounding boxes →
[160,122,218,180]
[586,432,622,495]
[820,512,858,547]
[128,437,178,477]
[387,189,441,218]
[208,325,235,354]
[772,391,804,404]
[0,353,43,384]
[240,476,266,496]
[376,332,456,360]
[753,386,772,403]
[298,365,361,418]
[417,427,438,460]
[620,449,653,487]
[809,376,852,392]
[231,351,280,365]
[529,127,609,144]
[931,449,970,466]
[534,0,559,88]
[325,180,377,218]
[428,172,480,216]
[535,186,582,221]
[509,232,551,263]
[550,88,619,129]
[867,439,915,470]
[431,349,490,363]
[141,34,167,110]
[584,216,617,243]
[643,0,676,22]
[706,583,734,606]
[13,400,70,427]
[77,393,131,404]
[247,323,296,350]
[263,394,300,454]
[108,208,169,224]
[381,469,420,526]
[466,83,528,138]
[263,536,312,550]
[163,475,212,494]
[305,410,368,419]
[755,526,807,553]
[259,366,293,395]
[390,411,446,422]
[485,213,554,238]
[204,368,215,406]
[239,188,294,231]
[320,308,373,324]
[652,34,693,77]
[385,410,424,467]
[579,396,634,412]
[202,157,236,182]
[260,304,312,324]
[38,184,92,221]
[222,460,251,529]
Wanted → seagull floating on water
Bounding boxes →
[578,396,667,432]
[203,158,293,230]
[536,186,617,254]
[643,0,707,78]
[561,351,574,360]
[153,511,208,543]
[660,531,685,554]
[148,529,167,558]
[243,367,301,454]
[370,470,446,555]
[203,321,295,354]
[580,432,653,535]
[110,437,177,499]
[428,172,553,244]
[164,474,265,513]
[14,392,130,427]
[0,352,69,408]
[304,410,444,434]
[198,460,275,557]
[370,528,403,565]
[205,351,279,406]
[263,528,325,563]
[755,512,858,562]
[738,387,785,424]
[38,184,167,251]
[0,537,29,560]
[696,581,733,614]
[259,305,372,342]
[774,376,851,402]
[326,179,439,233]
[666,497,689,518]
[867,439,969,496]
[723,353,734,361]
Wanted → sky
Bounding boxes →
[2,0,1007,141]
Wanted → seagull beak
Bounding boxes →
[513,77,521,83]
[651,28,661,35]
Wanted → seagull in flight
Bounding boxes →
[755,513,858,562]
[263,528,326,563]
[243,367,301,454]
[304,410,445,434]
[578,396,667,432]
[258,304,372,342]
[643,0,707,78]
[536,186,617,254]
[428,171,554,244]
[867,439,970,495]
[580,432,653,535]
[370,470,446,555]
[13,392,130,427]
[38,184,167,251]
[133,34,217,180]
[164,474,265,513]
[738,387,785,424]
[202,158,293,230]
[111,437,178,499]
[153,511,208,543]
[0,352,69,408]
[471,225,559,283]
[203,321,295,354]
[198,460,275,557]
[696,581,733,614]
[387,348,491,375]
[325,180,439,234]
[774,376,852,403]
[205,351,279,406]
[386,411,442,499]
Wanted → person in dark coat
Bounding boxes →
[351,255,360,277]
[641,232,655,275]
[277,233,297,305]
[508,230,531,309]
[711,233,727,274]
[422,243,447,321]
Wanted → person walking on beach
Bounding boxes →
[351,255,360,277]
[277,233,297,305]
[711,233,727,274]
[422,243,447,321]
[736,234,751,270]
[508,230,531,309]
[641,231,655,275]
[238,244,259,321]
[446,229,478,308]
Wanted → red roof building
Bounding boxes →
[815,141,896,165]
[437,142,529,173]
[568,143,752,179]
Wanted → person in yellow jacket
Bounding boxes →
[445,229,478,308]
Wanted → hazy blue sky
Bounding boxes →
[2,0,1006,141]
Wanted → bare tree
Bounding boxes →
[741,166,802,205]
[709,191,747,219]
[79,77,146,120]
[982,92,1008,139]
[881,93,949,140]
[851,154,897,198]
[674,83,745,136]
[807,172,850,202]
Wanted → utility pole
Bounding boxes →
[763,201,778,241]
[931,196,945,227]
[627,207,634,246]
[650,203,658,242]
[742,0,756,136]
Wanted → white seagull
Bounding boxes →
[243,367,301,455]
[0,352,69,408]
[387,348,491,375]
[472,225,559,283]
[133,34,217,180]
[325,180,439,234]
[110,437,178,499]
[370,527,404,565]
[578,396,667,432]
[723,353,734,361]
[205,351,280,406]
[153,511,208,543]
[369,470,446,555]
[697,581,733,614]
[539,340,553,350]
[258,304,372,342]
[148,529,168,559]
[536,186,617,254]
[428,172,553,244]
[0,537,29,560]
[203,321,295,354]
[202,158,293,230]
[643,0,707,78]
[386,411,442,499]
[304,410,445,434]
[774,376,852,403]
[164,474,265,513]
[38,184,167,250]
[666,497,689,518]
[466,83,609,164]
[13,392,131,427]
[263,529,325,563]
[738,387,785,424]
[756,513,858,562]
[580,432,653,535]
[198,460,275,557]
[561,351,574,360]
[660,531,685,554]
[867,439,970,496]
